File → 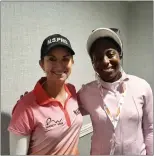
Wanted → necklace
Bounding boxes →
[97,76,127,155]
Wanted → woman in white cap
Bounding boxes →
[78,28,153,155]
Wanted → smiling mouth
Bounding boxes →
[102,67,114,72]
[51,71,67,76]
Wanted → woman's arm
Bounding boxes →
[142,82,153,155]
[8,99,35,155]
[77,90,89,116]
[10,132,30,155]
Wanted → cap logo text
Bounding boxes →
[47,37,68,45]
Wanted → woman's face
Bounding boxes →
[40,47,74,83]
[91,38,122,82]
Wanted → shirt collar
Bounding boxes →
[97,70,129,91]
[33,77,72,105]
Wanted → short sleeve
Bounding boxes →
[8,100,35,136]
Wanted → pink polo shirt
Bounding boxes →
[8,77,83,155]
[78,72,153,155]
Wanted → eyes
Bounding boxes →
[92,49,118,63]
[47,56,72,63]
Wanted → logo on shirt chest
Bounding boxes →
[45,117,64,129]
[73,108,81,115]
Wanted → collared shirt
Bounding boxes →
[8,77,83,155]
[78,72,153,155]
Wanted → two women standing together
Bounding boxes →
[8,28,153,155]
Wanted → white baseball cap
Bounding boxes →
[87,28,123,57]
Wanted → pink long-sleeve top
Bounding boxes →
[78,72,153,155]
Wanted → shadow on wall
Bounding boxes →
[1,112,11,155]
